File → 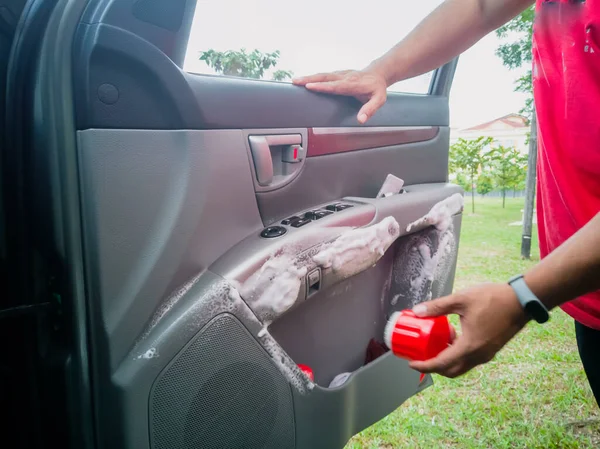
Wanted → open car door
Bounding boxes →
[5,0,463,448]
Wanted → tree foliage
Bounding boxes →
[476,174,494,197]
[450,137,494,213]
[199,48,293,81]
[489,145,528,208]
[495,6,535,116]
[454,172,473,193]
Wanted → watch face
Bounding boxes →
[525,301,550,323]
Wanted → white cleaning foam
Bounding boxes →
[406,193,464,233]
[240,253,308,319]
[393,228,458,307]
[140,273,203,341]
[258,328,314,394]
[136,347,158,360]
[312,216,401,278]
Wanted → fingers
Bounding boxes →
[357,92,386,124]
[303,79,370,96]
[292,72,342,86]
[413,294,463,318]
[409,339,472,378]
[293,70,386,124]
[449,324,457,343]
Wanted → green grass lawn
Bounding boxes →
[347,197,599,449]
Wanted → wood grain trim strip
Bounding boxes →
[307,126,439,157]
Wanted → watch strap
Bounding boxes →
[508,275,550,324]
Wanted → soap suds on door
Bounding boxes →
[240,217,401,325]
[406,193,464,233]
[390,194,463,308]
[312,216,401,279]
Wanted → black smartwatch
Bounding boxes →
[508,275,550,324]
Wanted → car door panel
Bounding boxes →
[27,1,463,448]
[255,128,450,224]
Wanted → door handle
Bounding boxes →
[248,134,304,187]
[248,136,274,186]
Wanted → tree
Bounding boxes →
[199,48,293,81]
[495,6,535,116]
[454,171,473,193]
[450,137,494,213]
[510,153,528,197]
[272,69,294,81]
[489,145,524,208]
[476,174,494,197]
[496,7,537,257]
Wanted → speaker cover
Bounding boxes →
[150,314,295,449]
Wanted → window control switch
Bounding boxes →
[291,218,312,228]
[281,216,300,225]
[326,203,353,212]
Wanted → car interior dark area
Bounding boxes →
[0,1,462,448]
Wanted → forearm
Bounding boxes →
[524,213,600,310]
[367,0,534,85]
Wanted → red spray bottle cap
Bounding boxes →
[297,364,314,381]
[384,310,453,362]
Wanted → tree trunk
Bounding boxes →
[471,170,475,214]
[521,110,538,259]
[502,189,506,208]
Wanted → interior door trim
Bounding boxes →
[307,126,440,157]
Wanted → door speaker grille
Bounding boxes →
[150,314,295,449]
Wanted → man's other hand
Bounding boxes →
[293,69,387,124]
[409,283,529,378]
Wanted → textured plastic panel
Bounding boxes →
[280,215,463,449]
[186,74,450,130]
[74,23,203,130]
[257,128,451,224]
[151,314,295,449]
[132,0,187,32]
[80,0,196,67]
[211,184,460,287]
[268,210,462,386]
[104,271,271,449]
[73,22,449,130]
[270,251,395,385]
[293,354,420,449]
[77,129,264,369]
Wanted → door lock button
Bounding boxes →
[260,226,287,238]
[282,144,306,163]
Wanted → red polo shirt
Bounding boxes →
[533,0,600,330]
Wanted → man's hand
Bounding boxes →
[409,283,529,378]
[292,69,387,124]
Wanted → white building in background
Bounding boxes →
[450,113,530,153]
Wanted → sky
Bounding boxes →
[184,0,529,129]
